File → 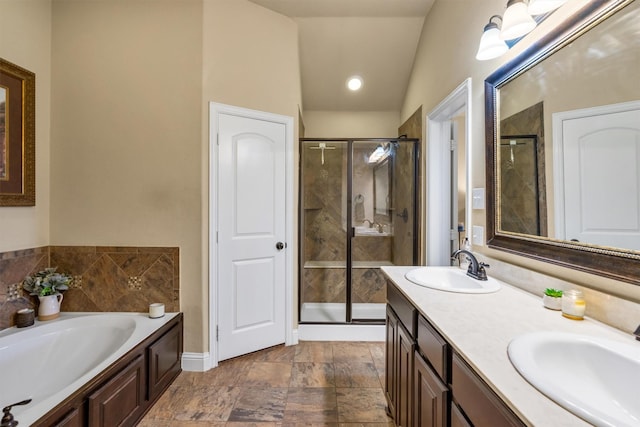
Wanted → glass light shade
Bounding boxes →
[528,0,567,15]
[476,24,509,60]
[501,0,537,40]
[346,76,363,91]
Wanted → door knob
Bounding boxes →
[276,242,285,250]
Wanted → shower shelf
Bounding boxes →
[304,260,394,269]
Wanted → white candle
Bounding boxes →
[149,303,165,318]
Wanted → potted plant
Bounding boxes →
[542,288,563,310]
[23,267,73,320]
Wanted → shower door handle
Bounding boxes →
[276,242,286,251]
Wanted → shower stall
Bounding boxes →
[299,138,419,324]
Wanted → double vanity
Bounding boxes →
[382,266,640,427]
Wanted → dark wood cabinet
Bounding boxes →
[385,306,398,418]
[386,280,526,427]
[32,313,183,427]
[385,284,416,427]
[148,320,182,401]
[397,323,414,427]
[451,353,525,427]
[413,351,448,427]
[451,403,472,427]
[88,354,146,427]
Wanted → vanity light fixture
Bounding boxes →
[476,15,510,61]
[346,75,363,91]
[527,0,567,15]
[501,0,537,40]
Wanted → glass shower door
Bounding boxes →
[350,140,418,322]
[299,140,349,323]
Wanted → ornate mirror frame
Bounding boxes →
[485,0,640,286]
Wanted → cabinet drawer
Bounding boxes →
[417,315,449,382]
[387,281,416,337]
[451,353,525,427]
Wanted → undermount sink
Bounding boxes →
[404,267,501,294]
[508,331,640,427]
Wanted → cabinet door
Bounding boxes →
[452,353,525,427]
[149,322,183,400]
[397,323,414,427]
[451,403,472,427]
[88,354,146,427]
[414,351,448,427]
[385,306,398,418]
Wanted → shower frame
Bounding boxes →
[298,137,420,325]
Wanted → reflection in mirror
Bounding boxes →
[485,0,640,285]
[373,157,391,219]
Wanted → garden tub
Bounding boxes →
[0,312,179,425]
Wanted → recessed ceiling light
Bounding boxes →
[346,76,363,91]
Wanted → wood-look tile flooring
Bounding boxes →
[139,341,395,426]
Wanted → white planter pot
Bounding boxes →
[38,294,63,321]
[542,294,562,311]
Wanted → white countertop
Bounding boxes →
[382,266,638,427]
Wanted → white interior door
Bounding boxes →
[217,112,287,361]
[555,103,640,250]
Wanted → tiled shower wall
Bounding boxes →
[0,246,179,330]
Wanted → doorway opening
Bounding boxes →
[426,78,473,266]
[299,138,420,325]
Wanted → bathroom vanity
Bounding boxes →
[30,313,183,427]
[382,266,637,427]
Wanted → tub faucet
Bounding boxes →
[634,324,640,341]
[451,249,489,281]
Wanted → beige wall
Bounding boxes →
[50,0,205,352]
[403,0,640,303]
[0,0,51,252]
[304,110,400,138]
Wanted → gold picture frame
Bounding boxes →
[0,57,35,206]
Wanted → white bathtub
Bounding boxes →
[0,312,178,426]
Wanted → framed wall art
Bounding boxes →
[0,58,35,206]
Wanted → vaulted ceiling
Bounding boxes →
[247,0,436,111]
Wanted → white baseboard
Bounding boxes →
[298,324,385,341]
[181,352,213,372]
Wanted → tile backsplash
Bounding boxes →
[0,246,179,330]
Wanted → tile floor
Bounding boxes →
[139,341,395,426]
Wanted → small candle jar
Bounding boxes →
[149,303,165,319]
[562,289,586,320]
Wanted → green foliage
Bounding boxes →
[544,288,563,298]
[22,267,72,297]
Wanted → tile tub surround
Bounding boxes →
[0,246,179,330]
[382,266,640,427]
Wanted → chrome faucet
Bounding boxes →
[362,219,374,228]
[451,249,490,281]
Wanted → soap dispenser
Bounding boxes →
[459,238,471,270]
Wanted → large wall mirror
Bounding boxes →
[485,0,640,285]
